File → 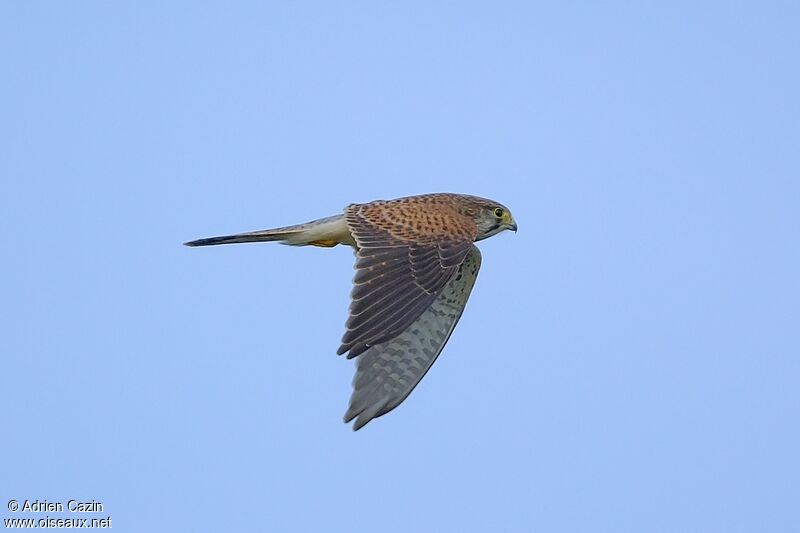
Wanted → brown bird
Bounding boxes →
[185,193,517,430]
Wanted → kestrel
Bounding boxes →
[185,193,517,430]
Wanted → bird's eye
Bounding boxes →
[493,207,504,218]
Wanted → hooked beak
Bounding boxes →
[500,211,517,233]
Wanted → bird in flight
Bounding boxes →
[185,193,517,430]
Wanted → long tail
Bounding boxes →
[184,214,352,248]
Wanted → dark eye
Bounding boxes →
[493,207,504,218]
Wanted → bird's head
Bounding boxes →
[458,195,517,241]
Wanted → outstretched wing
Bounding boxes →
[338,201,477,358]
[344,245,482,430]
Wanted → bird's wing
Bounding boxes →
[343,245,482,430]
[337,201,477,358]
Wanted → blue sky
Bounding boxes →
[2,1,798,531]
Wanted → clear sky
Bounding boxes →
[2,1,798,531]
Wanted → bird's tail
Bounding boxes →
[184,214,353,248]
